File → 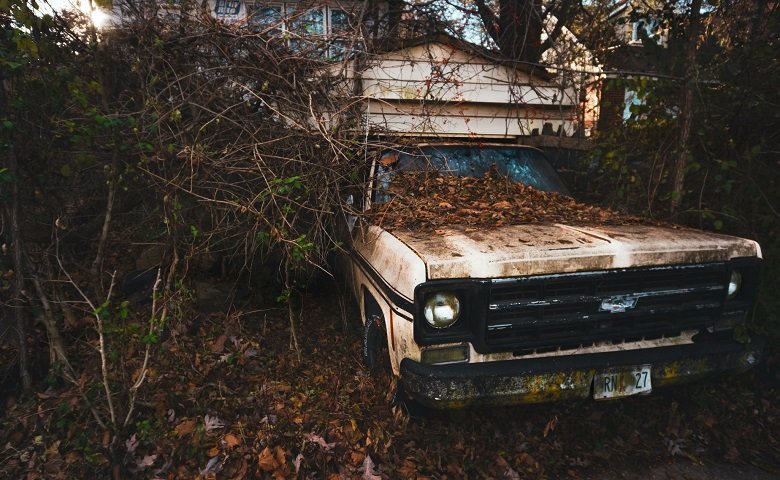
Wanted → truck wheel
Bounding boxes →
[362,314,428,417]
[362,313,388,372]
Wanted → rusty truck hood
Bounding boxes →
[389,223,761,280]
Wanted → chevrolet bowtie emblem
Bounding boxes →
[599,295,639,313]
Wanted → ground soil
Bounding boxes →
[1,282,778,479]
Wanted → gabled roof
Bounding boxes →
[604,44,667,75]
[609,0,631,19]
[329,31,578,139]
[372,32,554,81]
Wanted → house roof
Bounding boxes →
[372,32,555,81]
[329,31,578,139]
[603,44,667,75]
[608,1,631,19]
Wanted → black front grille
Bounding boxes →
[484,263,728,354]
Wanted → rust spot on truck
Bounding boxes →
[403,340,763,409]
[392,222,760,280]
[404,369,597,408]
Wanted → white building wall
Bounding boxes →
[345,42,578,138]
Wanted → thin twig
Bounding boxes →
[123,267,163,427]
[58,252,118,427]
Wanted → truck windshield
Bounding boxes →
[374,145,570,203]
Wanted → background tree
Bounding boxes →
[473,0,580,62]
[1,1,89,393]
[583,0,779,335]
[1,0,373,467]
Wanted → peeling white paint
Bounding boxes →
[389,223,759,280]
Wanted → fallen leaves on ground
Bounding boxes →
[174,418,197,438]
[0,284,777,479]
[203,414,225,432]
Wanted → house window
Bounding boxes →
[623,89,645,120]
[245,2,358,59]
[328,39,349,60]
[288,5,325,36]
[328,8,351,59]
[631,17,660,44]
[248,4,282,34]
[285,6,324,55]
[215,0,241,16]
[330,8,349,33]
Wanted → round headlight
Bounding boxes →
[423,292,461,329]
[727,270,742,299]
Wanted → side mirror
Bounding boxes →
[344,194,357,233]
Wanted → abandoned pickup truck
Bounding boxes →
[343,143,762,408]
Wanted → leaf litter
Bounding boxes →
[369,168,664,231]
[0,284,777,479]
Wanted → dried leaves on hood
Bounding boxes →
[369,169,658,231]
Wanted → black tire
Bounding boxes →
[362,313,388,372]
[362,313,430,417]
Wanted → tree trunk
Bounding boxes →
[7,147,33,392]
[476,0,544,63]
[31,275,71,370]
[10,166,32,392]
[500,0,543,63]
[671,0,703,214]
[2,79,32,392]
[385,0,404,38]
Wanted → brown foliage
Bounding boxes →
[370,168,659,232]
[114,13,368,275]
[2,291,778,479]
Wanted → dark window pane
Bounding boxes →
[328,39,348,60]
[330,9,349,33]
[248,5,282,33]
[214,0,240,16]
[289,7,324,36]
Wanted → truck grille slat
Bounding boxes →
[484,263,727,352]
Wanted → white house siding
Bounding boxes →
[364,101,573,138]
[345,42,578,139]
